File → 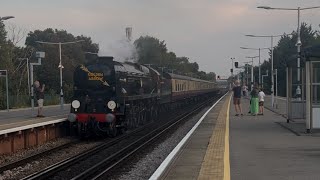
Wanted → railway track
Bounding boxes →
[89,94,223,180]
[0,139,79,174]
[22,94,223,180]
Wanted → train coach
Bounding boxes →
[67,56,218,138]
[165,73,216,101]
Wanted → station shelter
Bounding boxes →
[286,45,320,133]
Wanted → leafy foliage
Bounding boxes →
[0,26,99,109]
[0,27,215,109]
[25,28,99,102]
[134,36,215,81]
[250,23,319,96]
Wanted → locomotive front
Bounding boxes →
[68,56,120,137]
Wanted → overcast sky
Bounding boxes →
[1,0,320,77]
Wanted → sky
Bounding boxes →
[1,0,320,78]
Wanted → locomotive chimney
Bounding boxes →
[126,27,132,42]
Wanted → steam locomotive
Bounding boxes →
[67,56,218,137]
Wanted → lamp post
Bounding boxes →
[245,56,259,90]
[18,58,30,96]
[257,5,320,101]
[262,70,269,88]
[230,57,235,78]
[240,47,269,85]
[244,61,252,91]
[36,40,84,110]
[245,34,290,108]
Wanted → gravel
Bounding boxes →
[0,137,102,180]
[0,101,215,180]
[0,137,74,165]
[115,106,211,180]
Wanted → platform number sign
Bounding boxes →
[0,70,7,77]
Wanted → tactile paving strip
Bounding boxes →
[198,94,231,180]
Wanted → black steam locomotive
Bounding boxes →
[68,56,218,137]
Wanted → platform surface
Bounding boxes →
[160,94,231,180]
[0,105,69,131]
[230,98,320,180]
[264,95,287,117]
[159,93,320,180]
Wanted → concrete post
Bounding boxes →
[5,70,9,111]
[286,67,289,122]
[305,61,311,133]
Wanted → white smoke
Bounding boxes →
[98,36,138,63]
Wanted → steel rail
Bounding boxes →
[0,140,79,173]
[23,92,224,180]
[22,122,153,180]
[82,94,225,180]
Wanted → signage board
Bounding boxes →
[0,70,7,77]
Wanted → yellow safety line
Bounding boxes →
[224,95,231,180]
[197,93,231,180]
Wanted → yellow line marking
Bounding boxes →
[197,93,231,180]
[224,95,231,180]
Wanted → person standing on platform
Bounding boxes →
[34,80,45,117]
[232,80,243,116]
[250,84,259,116]
[258,88,266,115]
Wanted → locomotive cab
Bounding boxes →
[68,56,159,138]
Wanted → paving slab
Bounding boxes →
[230,98,320,180]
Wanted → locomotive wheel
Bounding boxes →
[138,111,146,125]
[138,112,142,125]
[107,124,117,137]
[150,107,156,121]
[141,110,147,124]
[150,106,156,121]
[77,123,87,140]
[118,125,126,135]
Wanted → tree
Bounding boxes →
[0,21,9,108]
[134,36,167,65]
[250,23,319,96]
[272,23,317,96]
[25,28,99,102]
[134,35,213,79]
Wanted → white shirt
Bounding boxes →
[258,91,265,102]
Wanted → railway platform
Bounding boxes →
[152,94,320,180]
[0,105,70,154]
[0,104,69,130]
[151,93,231,180]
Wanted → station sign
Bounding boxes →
[0,70,7,77]
[36,51,45,58]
